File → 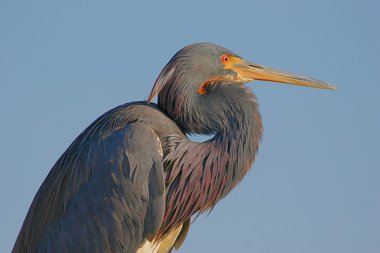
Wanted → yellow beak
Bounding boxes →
[229,58,336,90]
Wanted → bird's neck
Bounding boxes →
[205,88,263,200]
[214,106,262,195]
[159,84,262,236]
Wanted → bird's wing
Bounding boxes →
[13,121,165,253]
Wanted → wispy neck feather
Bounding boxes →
[158,82,263,237]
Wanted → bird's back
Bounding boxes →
[13,102,185,253]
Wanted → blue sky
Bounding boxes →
[1,0,379,252]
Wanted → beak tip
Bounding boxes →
[327,85,337,90]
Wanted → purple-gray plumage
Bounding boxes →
[13,43,334,253]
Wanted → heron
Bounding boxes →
[13,43,335,253]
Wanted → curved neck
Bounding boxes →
[158,83,263,236]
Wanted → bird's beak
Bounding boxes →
[230,59,336,90]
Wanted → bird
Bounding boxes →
[13,43,335,253]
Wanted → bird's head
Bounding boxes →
[148,43,335,134]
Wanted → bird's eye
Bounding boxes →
[221,54,230,63]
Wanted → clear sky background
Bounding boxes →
[1,0,379,252]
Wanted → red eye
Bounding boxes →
[221,54,229,63]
